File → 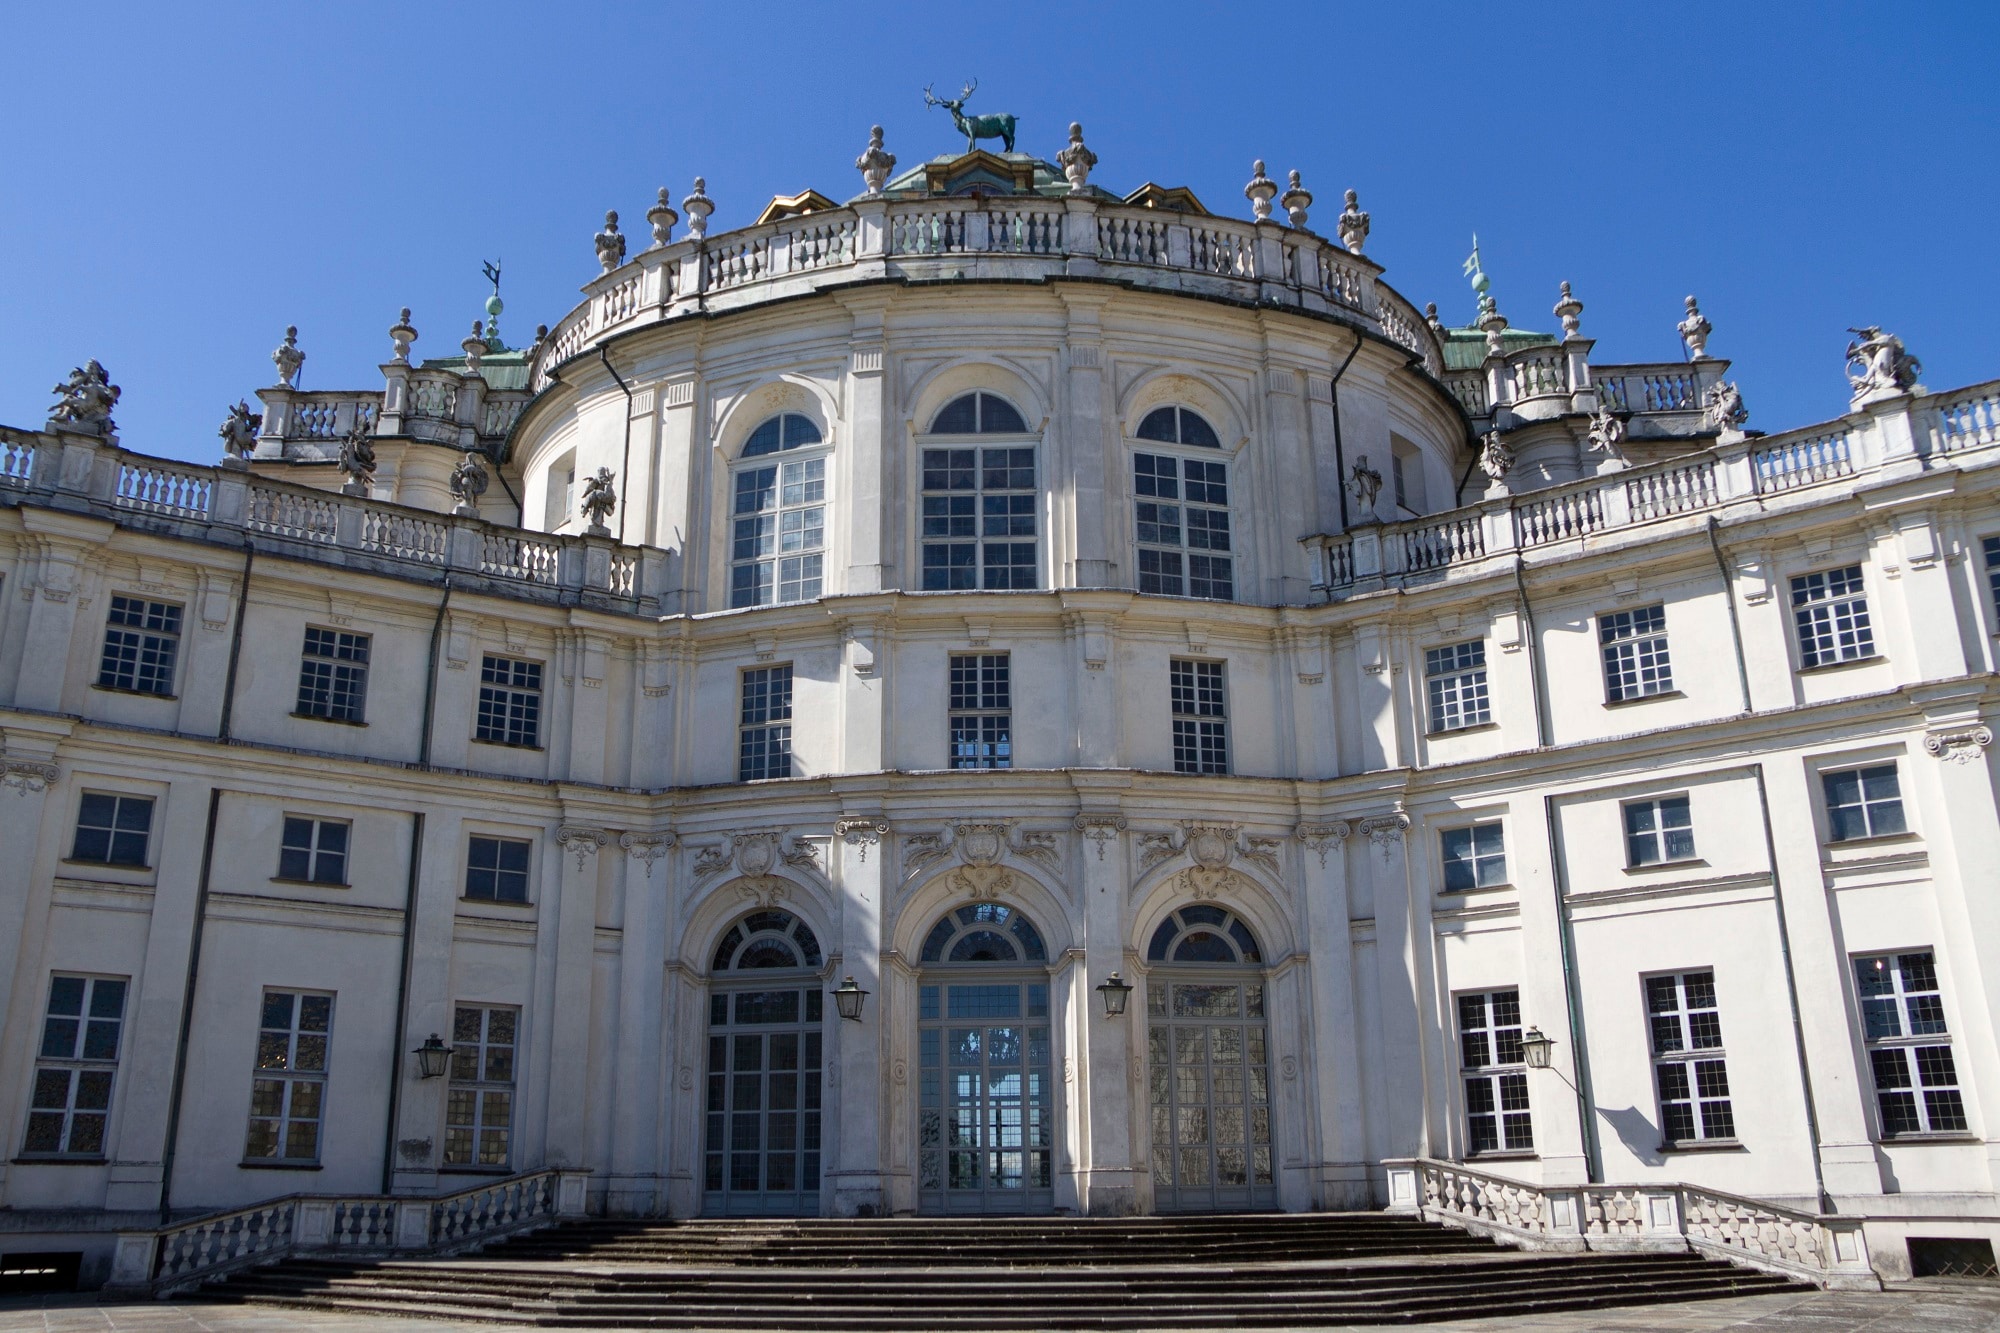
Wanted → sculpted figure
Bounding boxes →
[1845,326,1922,398]
[1479,430,1512,482]
[1704,380,1749,432]
[594,211,626,273]
[218,400,262,461]
[580,466,618,535]
[923,79,1017,154]
[51,360,120,432]
[449,452,490,517]
[1348,455,1383,510]
[1586,407,1625,457]
[338,423,377,493]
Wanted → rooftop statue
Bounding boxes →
[682,179,714,240]
[1244,161,1277,222]
[338,422,377,496]
[50,360,120,433]
[272,327,305,388]
[1586,407,1626,460]
[924,80,1017,155]
[646,189,679,248]
[594,211,626,274]
[1479,430,1512,482]
[218,400,261,465]
[1554,282,1584,341]
[389,308,419,363]
[1704,381,1749,435]
[580,466,618,537]
[1845,326,1923,402]
[1280,171,1313,228]
[1347,455,1383,512]
[449,451,489,517]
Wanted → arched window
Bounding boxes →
[712,909,824,972]
[919,902,1048,964]
[1133,407,1234,601]
[1146,904,1262,965]
[731,413,828,608]
[1136,406,1221,448]
[921,392,1038,591]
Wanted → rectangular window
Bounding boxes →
[22,974,127,1158]
[1425,641,1491,733]
[1458,990,1532,1154]
[96,595,181,695]
[1855,951,1966,1137]
[949,653,1011,770]
[1134,453,1234,601]
[1822,764,1906,842]
[1169,658,1227,775]
[1441,823,1507,891]
[465,836,531,903]
[921,447,1038,590]
[1624,796,1696,867]
[1984,537,2000,621]
[295,627,370,722]
[444,1005,517,1168]
[475,655,542,747]
[1600,604,1673,702]
[1647,971,1734,1144]
[244,990,333,1163]
[278,817,350,885]
[70,793,153,867]
[730,458,826,607]
[1792,565,1875,668]
[739,664,794,781]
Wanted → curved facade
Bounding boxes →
[2,133,1999,1286]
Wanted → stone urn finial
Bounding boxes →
[594,211,626,274]
[1678,295,1712,360]
[462,319,488,375]
[1244,160,1278,222]
[1056,122,1097,195]
[683,177,714,240]
[1280,170,1312,228]
[646,188,679,248]
[1553,281,1584,341]
[1478,297,1510,358]
[1424,302,1446,337]
[390,308,418,363]
[580,466,618,536]
[1337,189,1370,255]
[856,125,898,195]
[272,326,305,388]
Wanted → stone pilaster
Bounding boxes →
[829,816,887,1216]
[1357,813,1425,1160]
[388,811,463,1194]
[542,825,609,1170]
[605,831,673,1214]
[838,295,891,593]
[1073,812,1138,1214]
[1057,291,1113,587]
[1295,820,1368,1207]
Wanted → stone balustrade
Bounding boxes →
[1383,1157,1879,1290]
[105,1167,589,1296]
[1305,380,2000,597]
[2,428,674,611]
[530,196,1447,391]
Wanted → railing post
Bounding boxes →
[1715,438,1757,500]
[1383,1161,1421,1213]
[1480,498,1519,555]
[852,199,889,280]
[1062,196,1100,277]
[1253,221,1288,302]
[104,1232,159,1293]
[335,500,366,549]
[295,1199,335,1247]
[210,469,250,529]
[557,539,588,592]
[1599,473,1632,528]
[1350,527,1384,580]
[394,1200,431,1250]
[254,386,294,459]
[581,536,613,592]
[448,520,483,573]
[556,1169,591,1218]
[1862,393,1922,470]
[1166,224,1191,269]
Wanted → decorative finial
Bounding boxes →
[481,260,504,346]
[462,319,487,375]
[1463,236,1491,303]
[1553,281,1584,341]
[580,467,618,537]
[390,308,418,363]
[338,421,377,496]
[1424,302,1445,337]
[1280,170,1312,228]
[448,452,490,517]
[646,188,679,248]
[1678,295,1712,360]
[683,178,714,240]
[1844,326,1923,404]
[856,126,898,196]
[1056,122,1097,196]
[1244,160,1277,222]
[594,211,626,274]
[272,326,305,388]
[1337,189,1370,254]
[218,400,261,466]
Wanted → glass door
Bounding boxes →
[1147,977,1275,1212]
[918,980,1054,1214]
[703,985,823,1216]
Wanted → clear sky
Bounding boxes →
[2,2,1994,463]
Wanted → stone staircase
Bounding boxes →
[190,1212,1803,1328]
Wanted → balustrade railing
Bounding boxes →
[409,376,459,421]
[482,532,561,585]
[1625,456,1718,520]
[246,484,337,544]
[284,394,379,442]
[1098,213,1169,266]
[482,396,527,439]
[1926,383,2000,455]
[115,1168,583,1296]
[1445,372,1489,417]
[1515,487,1604,546]
[1403,513,1485,572]
[1754,430,1851,493]
[1597,366,1699,413]
[361,509,448,565]
[1,430,35,487]
[598,271,645,323]
[1387,1158,1878,1290]
[1511,351,1570,400]
[116,461,213,520]
[1188,222,1255,277]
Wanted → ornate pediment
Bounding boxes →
[1136,821,1285,901]
[899,819,1060,884]
[689,829,825,884]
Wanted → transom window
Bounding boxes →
[1135,452,1233,600]
[1855,951,1966,1137]
[740,665,794,781]
[1458,989,1532,1154]
[930,392,1027,435]
[476,655,542,748]
[1136,406,1221,448]
[245,990,333,1164]
[920,903,1048,965]
[921,447,1038,590]
[1146,905,1262,964]
[732,414,827,608]
[445,1005,517,1168]
[1647,970,1734,1144]
[1600,604,1673,702]
[1792,565,1875,668]
[1169,658,1228,774]
[1624,796,1695,867]
[1426,641,1491,733]
[713,910,824,972]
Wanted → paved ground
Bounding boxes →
[2,1285,1999,1332]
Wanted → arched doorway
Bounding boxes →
[1144,905,1275,1212]
[916,903,1056,1214]
[702,909,824,1216]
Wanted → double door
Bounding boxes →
[918,978,1054,1214]
[1147,977,1275,1212]
[703,985,823,1216]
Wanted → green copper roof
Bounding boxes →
[867,152,1116,203]
[1439,326,1558,373]
[419,347,533,393]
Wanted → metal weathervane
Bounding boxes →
[481,259,504,347]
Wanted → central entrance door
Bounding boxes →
[1144,905,1276,1212]
[703,910,825,1217]
[916,903,1056,1214]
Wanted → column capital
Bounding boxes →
[1,760,59,796]
[1072,812,1127,860]
[556,825,610,870]
[1356,813,1410,860]
[1924,724,1994,764]
[616,830,676,877]
[1294,821,1351,868]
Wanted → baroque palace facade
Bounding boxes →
[2,123,1998,1285]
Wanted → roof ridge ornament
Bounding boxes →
[923,79,1018,155]
[389,308,418,363]
[856,126,897,196]
[1554,281,1584,341]
[1679,295,1713,361]
[272,326,305,389]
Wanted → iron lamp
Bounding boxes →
[414,1033,452,1079]
[832,976,869,1022]
[1095,972,1134,1018]
[1520,1026,1556,1070]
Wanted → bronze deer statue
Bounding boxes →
[924,80,1017,154]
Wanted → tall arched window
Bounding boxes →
[731,413,827,608]
[1132,406,1234,601]
[921,392,1039,591]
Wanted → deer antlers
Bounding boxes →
[961,78,977,100]
[923,79,976,107]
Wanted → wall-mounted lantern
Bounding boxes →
[413,1033,453,1079]
[832,976,869,1022]
[1520,1026,1556,1070]
[1095,972,1134,1018]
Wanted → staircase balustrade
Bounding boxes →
[109,1167,588,1296]
[1385,1157,1880,1290]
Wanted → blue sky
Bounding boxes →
[2,3,1994,462]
